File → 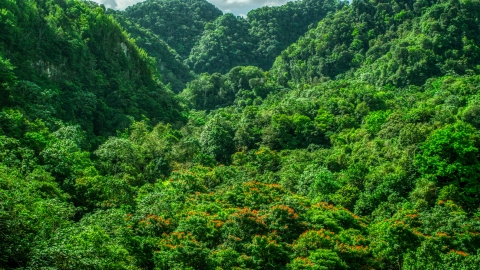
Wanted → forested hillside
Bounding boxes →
[2,0,480,269]
[109,10,194,92]
[0,0,182,141]
[119,0,344,74]
[272,0,480,86]
[185,0,346,73]
[122,0,223,58]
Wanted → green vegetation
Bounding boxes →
[119,0,344,74]
[0,0,182,142]
[109,10,194,93]
[186,0,345,74]
[272,0,480,86]
[122,0,223,58]
[2,0,480,269]
[186,13,257,74]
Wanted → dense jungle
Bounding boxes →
[2,0,480,269]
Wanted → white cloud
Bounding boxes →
[98,0,141,10]
[92,0,291,15]
[209,0,290,15]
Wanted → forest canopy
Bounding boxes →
[2,0,480,269]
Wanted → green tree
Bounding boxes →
[200,113,235,163]
[415,122,480,210]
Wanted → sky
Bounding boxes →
[97,0,291,16]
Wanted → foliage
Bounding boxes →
[185,0,345,74]
[0,0,183,142]
[180,65,281,111]
[122,0,222,58]
[2,0,480,269]
[109,10,194,93]
[186,13,256,74]
[272,0,480,87]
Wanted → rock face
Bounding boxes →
[0,0,183,138]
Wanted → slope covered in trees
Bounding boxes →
[109,10,194,92]
[2,0,480,269]
[0,0,182,141]
[119,0,344,74]
[122,0,223,58]
[272,0,480,86]
[248,0,346,70]
[185,13,257,74]
[186,0,346,74]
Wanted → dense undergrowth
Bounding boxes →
[2,0,480,269]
